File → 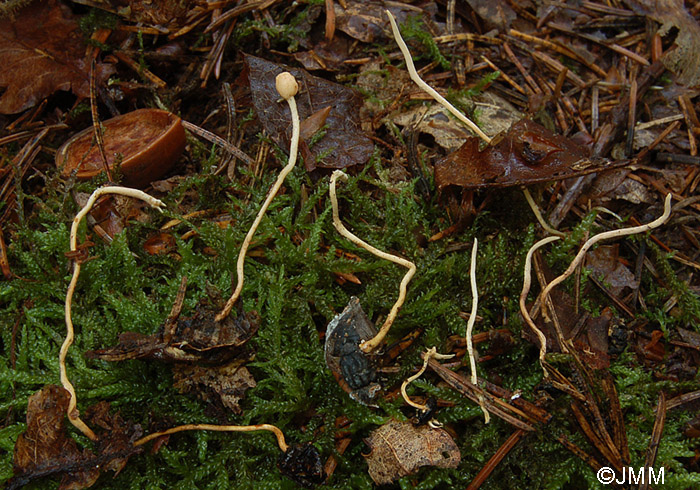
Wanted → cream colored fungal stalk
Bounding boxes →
[134,423,288,452]
[217,72,300,322]
[401,346,454,412]
[464,239,489,423]
[385,9,491,144]
[538,194,672,316]
[519,235,561,375]
[63,186,165,440]
[329,170,416,353]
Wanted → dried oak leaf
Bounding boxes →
[9,385,142,490]
[434,119,618,190]
[173,359,256,415]
[245,55,373,171]
[85,306,259,365]
[0,0,115,114]
[364,419,460,485]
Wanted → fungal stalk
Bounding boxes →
[522,188,565,238]
[329,170,416,353]
[64,186,165,440]
[519,235,561,375]
[217,72,300,322]
[401,346,454,411]
[464,239,489,423]
[134,423,288,452]
[537,194,672,317]
[385,9,491,144]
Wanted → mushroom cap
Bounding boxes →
[275,72,298,100]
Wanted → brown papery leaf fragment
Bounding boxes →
[86,306,260,365]
[9,385,142,490]
[364,419,460,485]
[173,360,256,415]
[0,0,115,114]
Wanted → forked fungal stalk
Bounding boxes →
[134,423,288,452]
[537,194,672,317]
[522,188,565,238]
[519,236,562,374]
[385,10,492,145]
[217,72,300,322]
[63,186,165,440]
[401,346,454,411]
[464,239,489,423]
[329,170,417,353]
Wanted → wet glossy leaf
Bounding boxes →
[0,0,114,114]
[434,119,615,190]
[56,109,186,187]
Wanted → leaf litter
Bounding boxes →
[2,0,700,488]
[0,0,114,114]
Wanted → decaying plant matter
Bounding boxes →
[5,1,700,488]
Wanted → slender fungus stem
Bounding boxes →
[519,236,562,375]
[217,72,300,322]
[329,170,417,353]
[538,194,672,317]
[465,239,489,423]
[133,423,288,452]
[522,188,565,238]
[64,186,165,440]
[401,347,454,411]
[385,10,492,145]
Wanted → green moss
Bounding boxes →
[399,15,451,70]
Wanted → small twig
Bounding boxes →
[182,120,254,167]
[538,194,672,317]
[467,429,528,490]
[519,236,561,374]
[63,186,165,440]
[385,10,492,144]
[89,60,112,183]
[640,393,666,490]
[133,423,288,452]
[329,170,416,353]
[401,347,453,411]
[217,72,300,322]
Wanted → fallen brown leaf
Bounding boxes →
[86,305,260,365]
[434,119,611,190]
[173,360,256,415]
[364,419,460,485]
[0,0,114,114]
[9,385,142,490]
[246,55,373,171]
